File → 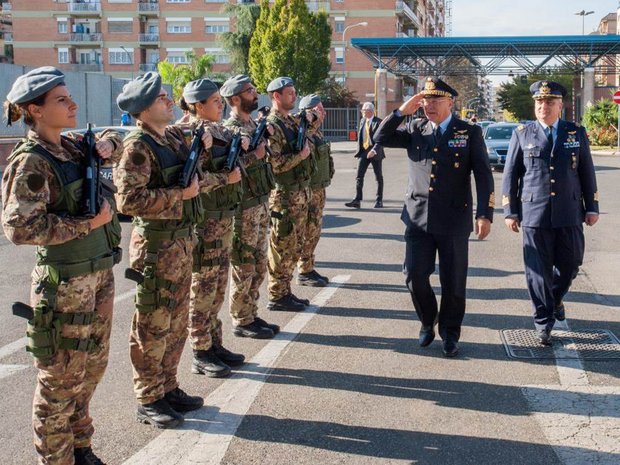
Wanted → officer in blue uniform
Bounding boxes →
[374,77,495,357]
[502,80,599,345]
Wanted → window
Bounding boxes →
[205,48,229,64]
[205,0,226,3]
[167,54,189,63]
[109,49,133,65]
[166,19,192,33]
[58,21,68,34]
[205,23,229,33]
[58,48,69,64]
[335,20,344,33]
[167,0,191,3]
[335,47,344,64]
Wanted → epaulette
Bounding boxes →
[517,124,525,131]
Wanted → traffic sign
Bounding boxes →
[613,90,620,104]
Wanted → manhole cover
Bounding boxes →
[500,329,620,360]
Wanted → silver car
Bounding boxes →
[483,123,518,170]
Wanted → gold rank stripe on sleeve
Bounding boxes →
[502,195,510,207]
[488,192,495,208]
[594,192,599,202]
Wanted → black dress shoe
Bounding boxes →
[164,387,204,412]
[297,270,328,287]
[537,328,552,346]
[213,344,245,367]
[374,200,383,208]
[137,398,183,429]
[268,294,306,311]
[191,349,231,378]
[554,303,566,321]
[74,447,106,465]
[344,200,361,209]
[233,320,275,339]
[442,339,459,357]
[418,325,435,347]
[255,317,280,335]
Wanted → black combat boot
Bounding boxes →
[136,398,183,429]
[344,199,361,209]
[233,320,275,339]
[254,317,281,335]
[267,294,306,311]
[213,344,245,367]
[291,293,310,306]
[192,348,231,378]
[164,387,204,412]
[297,270,328,287]
[74,447,106,465]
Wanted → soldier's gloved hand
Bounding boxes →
[299,142,311,160]
[504,217,520,233]
[399,92,425,116]
[201,130,213,151]
[228,167,242,184]
[585,213,599,226]
[241,136,251,152]
[89,199,113,230]
[255,141,266,160]
[96,140,114,160]
[182,175,200,199]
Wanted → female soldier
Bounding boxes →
[179,79,250,378]
[2,67,122,465]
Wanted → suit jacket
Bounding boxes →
[374,111,495,236]
[355,116,385,159]
[501,119,598,228]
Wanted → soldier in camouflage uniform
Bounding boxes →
[265,77,320,311]
[115,73,207,429]
[179,79,249,378]
[221,75,280,339]
[296,94,334,287]
[2,67,122,465]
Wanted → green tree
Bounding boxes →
[317,77,359,107]
[157,51,215,101]
[248,0,331,95]
[583,98,618,146]
[219,3,262,74]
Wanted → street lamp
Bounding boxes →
[120,45,133,79]
[342,21,368,85]
[574,10,595,35]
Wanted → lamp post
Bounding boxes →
[120,45,133,79]
[574,10,594,35]
[342,21,368,86]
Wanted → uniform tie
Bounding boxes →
[546,126,553,147]
[434,125,442,145]
[363,119,371,150]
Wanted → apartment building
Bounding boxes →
[11,0,445,106]
[591,11,617,88]
[0,1,12,63]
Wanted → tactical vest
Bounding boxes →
[201,137,244,219]
[126,130,204,235]
[269,116,316,192]
[309,134,334,190]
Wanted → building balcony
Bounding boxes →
[137,1,159,15]
[306,1,330,12]
[70,33,102,43]
[1,2,11,13]
[68,2,101,15]
[426,0,437,12]
[426,12,436,30]
[139,63,158,72]
[138,33,159,44]
[71,63,103,72]
[395,1,421,29]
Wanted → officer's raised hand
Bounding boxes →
[228,166,242,184]
[89,199,113,229]
[476,217,491,240]
[505,217,520,233]
[398,92,425,115]
[182,174,200,199]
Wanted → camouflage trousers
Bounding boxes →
[31,266,114,465]
[229,202,269,326]
[129,230,193,405]
[189,216,233,350]
[298,187,326,274]
[268,187,310,301]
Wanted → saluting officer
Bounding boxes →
[502,80,599,345]
[374,77,494,357]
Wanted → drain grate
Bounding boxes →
[500,329,620,360]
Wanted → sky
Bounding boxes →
[451,0,618,36]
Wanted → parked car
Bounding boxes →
[477,120,494,132]
[483,123,519,170]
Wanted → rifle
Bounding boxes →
[82,123,100,217]
[295,109,309,152]
[249,117,269,151]
[224,132,243,172]
[178,125,206,188]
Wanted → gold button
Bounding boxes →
[455,153,460,157]
[432,160,437,165]
[433,148,438,152]
[551,192,556,196]
[429,187,434,192]
[430,174,435,178]
[551,179,555,183]
[550,166,555,170]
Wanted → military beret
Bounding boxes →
[422,77,458,98]
[530,80,566,100]
[182,79,219,104]
[220,74,252,98]
[117,72,162,114]
[299,94,321,110]
[7,66,66,104]
[267,76,294,93]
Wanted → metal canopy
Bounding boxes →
[351,35,620,77]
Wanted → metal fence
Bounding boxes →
[323,107,360,141]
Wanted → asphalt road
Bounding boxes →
[0,142,618,465]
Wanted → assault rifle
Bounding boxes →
[249,117,269,151]
[178,125,206,188]
[224,132,243,172]
[82,123,100,216]
[295,109,310,152]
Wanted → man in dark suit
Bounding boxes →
[374,77,494,357]
[502,80,599,345]
[345,102,386,208]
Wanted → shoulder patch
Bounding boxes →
[26,173,45,192]
[131,152,147,166]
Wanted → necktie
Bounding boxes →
[434,125,442,145]
[546,126,553,146]
[363,119,371,150]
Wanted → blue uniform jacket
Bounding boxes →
[501,120,599,228]
[375,111,495,236]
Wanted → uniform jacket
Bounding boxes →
[501,120,599,228]
[355,116,385,159]
[374,111,494,236]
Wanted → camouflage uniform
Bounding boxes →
[114,121,223,405]
[266,109,319,300]
[188,119,250,350]
[2,129,122,465]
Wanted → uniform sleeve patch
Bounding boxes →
[594,192,599,202]
[131,152,147,166]
[26,173,45,192]
[502,195,510,206]
[489,192,495,208]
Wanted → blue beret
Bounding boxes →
[7,67,66,104]
[117,72,162,114]
[267,76,294,93]
[220,75,252,98]
[299,94,321,110]
[182,79,219,104]
[530,80,566,99]
[422,77,458,98]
